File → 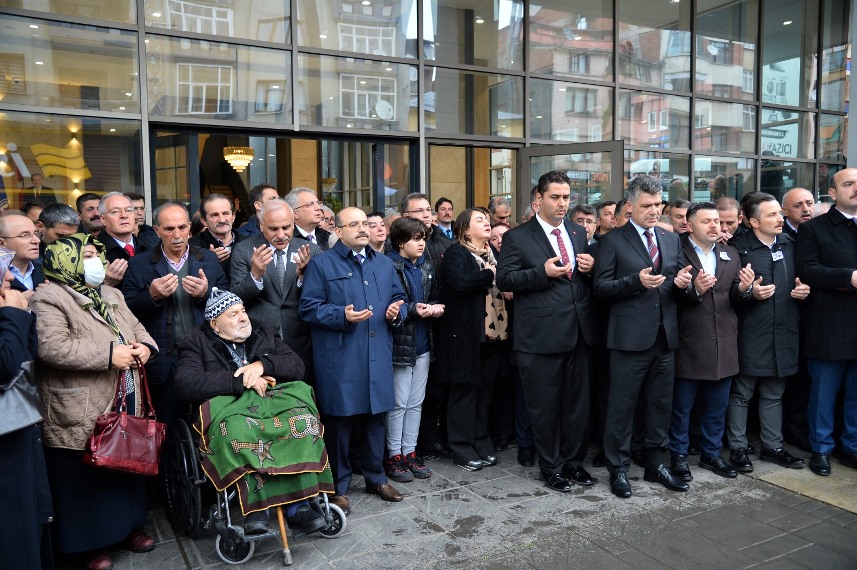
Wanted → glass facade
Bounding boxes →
[0,0,850,214]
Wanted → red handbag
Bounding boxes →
[83,357,167,476]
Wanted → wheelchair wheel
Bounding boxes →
[215,534,255,565]
[317,503,347,539]
[164,419,203,538]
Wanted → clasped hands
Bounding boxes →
[234,361,275,397]
[345,299,404,323]
[149,269,209,301]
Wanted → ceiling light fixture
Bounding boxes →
[783,20,792,25]
[475,16,485,24]
[223,146,254,172]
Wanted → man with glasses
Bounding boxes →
[321,204,336,233]
[285,187,331,251]
[0,212,43,293]
[300,207,407,512]
[571,204,598,245]
[76,192,104,239]
[98,192,149,288]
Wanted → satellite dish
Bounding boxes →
[375,99,394,120]
[706,44,719,56]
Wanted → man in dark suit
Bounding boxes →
[19,173,57,206]
[781,188,815,239]
[0,213,44,293]
[593,175,695,498]
[285,187,331,250]
[231,199,321,383]
[97,192,147,288]
[796,167,857,476]
[189,193,243,280]
[237,183,279,239]
[497,171,598,492]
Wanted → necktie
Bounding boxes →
[445,228,453,239]
[124,243,135,257]
[306,233,316,244]
[550,228,573,281]
[275,249,286,287]
[356,253,365,265]
[645,230,660,271]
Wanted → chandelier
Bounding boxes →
[223,146,254,172]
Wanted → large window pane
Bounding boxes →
[761,107,815,159]
[625,150,691,201]
[299,0,415,55]
[694,156,755,199]
[618,91,690,149]
[427,0,523,70]
[145,0,290,43]
[298,54,416,131]
[0,111,142,208]
[0,16,139,112]
[695,0,758,100]
[529,0,612,82]
[820,0,850,112]
[530,79,612,142]
[426,68,522,137]
[694,100,755,153]
[146,36,291,124]
[819,113,847,162]
[618,0,691,91]
[0,0,136,23]
[761,0,818,109]
[760,158,813,201]
[529,151,614,204]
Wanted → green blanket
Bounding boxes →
[194,382,334,515]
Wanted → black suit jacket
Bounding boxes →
[297,227,331,251]
[497,217,597,354]
[189,229,243,279]
[592,222,685,351]
[795,206,857,360]
[782,221,799,239]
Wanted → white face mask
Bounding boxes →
[83,257,106,287]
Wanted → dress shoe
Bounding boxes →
[643,464,689,492]
[759,448,805,469]
[420,441,454,459]
[544,473,572,493]
[494,433,512,451]
[563,465,594,486]
[670,454,693,482]
[699,455,737,478]
[609,471,632,498]
[84,550,113,570]
[729,448,754,473]
[287,504,327,535]
[517,446,535,467]
[592,451,606,468]
[330,494,351,516]
[480,455,499,467]
[630,449,647,468]
[809,452,831,476]
[839,451,857,470]
[746,444,756,455]
[243,510,271,535]
[366,483,403,502]
[454,459,483,472]
[126,528,155,553]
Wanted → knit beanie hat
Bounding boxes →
[204,287,243,320]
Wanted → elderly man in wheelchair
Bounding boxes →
[173,287,336,545]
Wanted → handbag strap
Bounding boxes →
[114,366,130,413]
[135,356,158,419]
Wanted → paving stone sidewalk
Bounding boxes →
[64,443,857,570]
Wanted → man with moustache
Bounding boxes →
[781,188,815,239]
[0,213,43,293]
[497,170,598,492]
[97,192,148,288]
[122,202,228,424]
[231,199,320,384]
[76,192,104,239]
[300,207,407,512]
[190,194,243,280]
[796,167,857,476]
[594,201,616,240]
[669,199,691,234]
[435,197,455,240]
[594,175,695,498]
[285,188,331,250]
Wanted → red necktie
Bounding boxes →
[645,230,660,271]
[550,228,573,281]
[124,243,135,257]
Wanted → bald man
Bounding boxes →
[781,188,815,239]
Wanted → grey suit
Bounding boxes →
[230,234,322,383]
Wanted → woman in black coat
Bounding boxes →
[439,209,509,471]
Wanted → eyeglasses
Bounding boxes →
[106,207,136,216]
[337,220,371,229]
[406,208,432,215]
[0,231,39,241]
[295,199,321,210]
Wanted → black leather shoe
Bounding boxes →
[544,473,572,493]
[839,451,857,470]
[517,446,535,467]
[563,465,594,486]
[480,455,499,467]
[494,434,512,451]
[421,442,454,459]
[609,471,632,498]
[809,452,831,476]
[630,449,647,468]
[670,454,693,482]
[287,504,327,535]
[644,464,689,492]
[729,448,754,473]
[592,451,606,468]
[699,455,737,478]
[454,459,483,472]
[759,448,805,469]
[244,511,271,535]
[746,444,756,455]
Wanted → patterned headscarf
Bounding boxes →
[0,246,13,283]
[42,233,121,337]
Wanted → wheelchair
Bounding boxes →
[163,419,346,566]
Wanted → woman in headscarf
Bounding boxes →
[0,246,53,569]
[30,234,159,570]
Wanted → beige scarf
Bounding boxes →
[463,241,509,341]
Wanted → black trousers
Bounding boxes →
[418,361,449,447]
[589,342,611,447]
[447,343,500,463]
[604,330,674,472]
[323,413,386,495]
[516,340,589,476]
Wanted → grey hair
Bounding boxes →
[626,176,663,203]
[488,196,512,213]
[152,201,189,226]
[98,191,130,215]
[260,198,292,219]
[38,203,80,228]
[284,187,317,209]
